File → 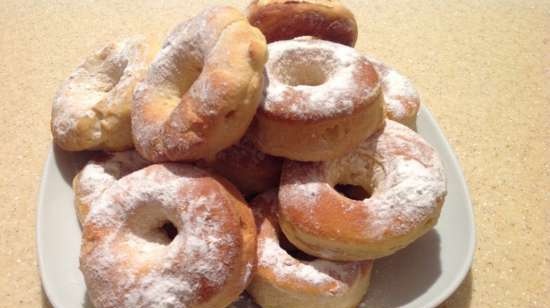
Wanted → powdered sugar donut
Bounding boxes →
[80,164,256,308]
[247,191,373,308]
[52,37,151,151]
[132,6,267,162]
[249,38,384,161]
[366,56,421,127]
[247,0,358,46]
[279,120,446,260]
[73,151,150,225]
[196,136,283,196]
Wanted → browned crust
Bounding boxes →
[278,121,447,260]
[132,6,268,162]
[246,191,374,307]
[247,0,358,46]
[197,136,283,196]
[80,164,257,308]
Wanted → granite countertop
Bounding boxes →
[1,0,548,307]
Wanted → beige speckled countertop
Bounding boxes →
[1,0,548,307]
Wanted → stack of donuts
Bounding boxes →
[51,1,447,308]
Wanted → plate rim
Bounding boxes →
[36,105,476,308]
[412,106,476,308]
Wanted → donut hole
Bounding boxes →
[129,218,179,246]
[335,184,371,201]
[127,205,180,247]
[173,56,203,96]
[272,49,337,87]
[282,64,327,86]
[160,221,178,242]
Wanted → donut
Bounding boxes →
[80,163,256,308]
[73,151,150,225]
[278,120,447,260]
[196,136,283,197]
[247,191,373,308]
[51,37,151,151]
[249,38,384,161]
[247,0,358,46]
[366,56,421,127]
[132,6,268,162]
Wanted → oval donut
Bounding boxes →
[196,135,283,197]
[80,164,256,308]
[247,191,372,308]
[132,6,268,162]
[247,0,358,46]
[366,56,421,127]
[279,120,447,260]
[249,38,384,161]
[51,37,151,151]
[73,151,150,225]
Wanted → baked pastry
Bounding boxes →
[72,151,150,225]
[279,120,447,260]
[247,0,358,46]
[366,56,421,127]
[80,163,256,308]
[249,38,384,161]
[196,136,283,197]
[247,191,373,308]
[132,6,268,162]
[51,37,150,151]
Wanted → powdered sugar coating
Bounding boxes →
[261,39,380,121]
[365,56,420,123]
[131,6,267,162]
[249,191,372,299]
[74,151,150,223]
[280,120,446,245]
[52,37,149,150]
[258,237,359,293]
[131,8,224,151]
[80,164,254,308]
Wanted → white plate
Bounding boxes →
[37,106,475,308]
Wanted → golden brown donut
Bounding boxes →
[249,38,384,161]
[196,136,283,197]
[72,151,150,225]
[80,164,256,308]
[366,56,421,127]
[132,6,268,162]
[247,0,358,46]
[247,191,373,308]
[279,120,447,260]
[51,37,151,151]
